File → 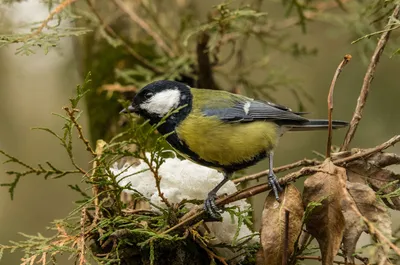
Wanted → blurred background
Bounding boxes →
[0,0,399,264]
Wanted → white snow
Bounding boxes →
[110,153,258,260]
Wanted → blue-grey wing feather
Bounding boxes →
[202,99,308,123]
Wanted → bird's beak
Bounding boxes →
[120,105,136,114]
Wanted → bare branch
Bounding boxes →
[162,135,400,236]
[24,0,77,41]
[89,140,107,230]
[197,32,218,90]
[283,210,290,265]
[64,107,96,157]
[85,0,163,74]
[111,0,174,57]
[78,207,87,265]
[341,5,400,150]
[327,54,352,157]
[233,159,320,184]
[276,0,351,30]
[335,135,400,165]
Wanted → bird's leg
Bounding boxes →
[268,151,283,201]
[204,172,232,220]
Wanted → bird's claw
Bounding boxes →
[268,173,283,201]
[204,193,223,221]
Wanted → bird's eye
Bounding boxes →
[144,92,153,99]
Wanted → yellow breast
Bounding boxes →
[175,111,279,166]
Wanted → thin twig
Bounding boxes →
[327,54,352,157]
[161,135,400,235]
[90,140,107,230]
[221,166,321,206]
[161,165,322,236]
[192,230,228,265]
[217,0,351,47]
[341,5,400,150]
[335,135,400,165]
[140,1,177,51]
[233,159,320,184]
[283,210,290,265]
[111,0,174,57]
[64,107,96,157]
[23,0,77,41]
[277,0,351,30]
[85,0,163,74]
[79,207,87,265]
[142,158,171,208]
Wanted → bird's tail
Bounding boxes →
[287,119,349,131]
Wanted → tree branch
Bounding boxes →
[23,0,77,41]
[78,207,87,265]
[327,54,351,157]
[335,135,400,165]
[64,107,96,157]
[111,0,174,57]
[196,32,218,90]
[341,5,400,150]
[85,0,163,74]
[162,135,400,236]
[233,159,320,184]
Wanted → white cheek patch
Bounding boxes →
[140,89,181,117]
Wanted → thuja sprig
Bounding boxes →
[0,73,93,199]
[0,150,81,200]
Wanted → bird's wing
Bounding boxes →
[196,91,308,123]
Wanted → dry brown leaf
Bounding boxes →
[259,184,304,265]
[342,181,392,264]
[346,152,400,210]
[303,159,346,265]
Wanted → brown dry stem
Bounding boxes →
[22,0,77,41]
[142,157,171,208]
[79,207,87,265]
[90,140,107,230]
[277,0,351,30]
[341,5,400,150]
[327,54,352,158]
[111,0,174,57]
[85,0,163,74]
[162,135,400,236]
[233,159,320,184]
[283,210,290,265]
[335,135,400,165]
[64,107,96,157]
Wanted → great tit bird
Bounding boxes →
[121,80,348,219]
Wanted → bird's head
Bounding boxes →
[121,80,192,122]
